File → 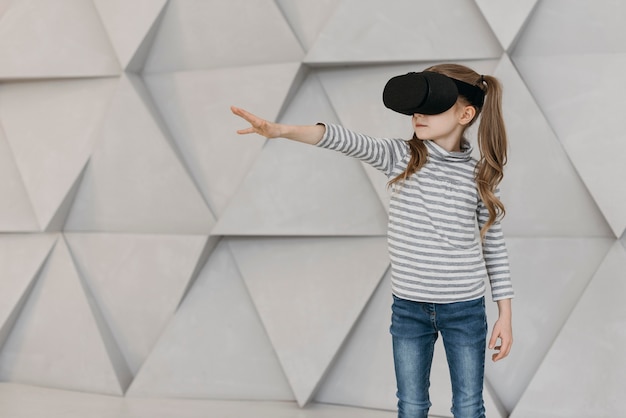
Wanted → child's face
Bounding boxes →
[412,101,474,144]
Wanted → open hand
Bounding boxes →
[231,106,282,138]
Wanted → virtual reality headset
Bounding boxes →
[383,71,485,115]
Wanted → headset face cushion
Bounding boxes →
[383,71,460,115]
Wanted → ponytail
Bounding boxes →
[475,74,507,240]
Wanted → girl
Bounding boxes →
[231,63,513,418]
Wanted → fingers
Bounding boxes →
[231,105,280,139]
[231,105,258,123]
[236,127,256,135]
[231,105,251,125]
[231,105,265,135]
[491,335,512,362]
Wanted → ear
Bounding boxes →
[459,105,476,125]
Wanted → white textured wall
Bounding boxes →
[0,1,625,417]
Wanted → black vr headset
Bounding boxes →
[383,71,485,115]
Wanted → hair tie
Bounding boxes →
[480,75,485,84]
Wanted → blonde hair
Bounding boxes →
[388,63,508,240]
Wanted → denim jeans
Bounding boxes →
[390,295,487,418]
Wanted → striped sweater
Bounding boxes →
[317,123,514,303]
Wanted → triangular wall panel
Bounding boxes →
[512,0,626,237]
[127,241,293,400]
[314,271,396,410]
[513,53,626,237]
[0,126,39,231]
[44,163,88,233]
[93,0,167,71]
[485,237,614,413]
[511,242,626,417]
[0,234,57,347]
[0,239,128,395]
[494,54,612,237]
[0,0,120,78]
[142,63,303,216]
[274,0,340,51]
[228,236,389,406]
[305,0,502,64]
[513,0,626,57]
[142,0,303,73]
[64,74,214,234]
[64,233,207,375]
[0,77,118,231]
[474,0,537,51]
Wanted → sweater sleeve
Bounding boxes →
[477,190,515,301]
[316,123,407,177]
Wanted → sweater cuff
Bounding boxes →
[315,122,332,148]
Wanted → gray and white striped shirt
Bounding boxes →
[317,123,514,303]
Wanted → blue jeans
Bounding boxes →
[390,295,487,418]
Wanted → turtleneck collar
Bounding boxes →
[424,138,473,163]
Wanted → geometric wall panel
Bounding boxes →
[513,53,626,237]
[0,234,56,347]
[278,72,341,128]
[513,0,626,56]
[511,242,626,417]
[0,0,120,78]
[143,63,303,216]
[305,0,502,64]
[1,1,625,417]
[127,241,293,400]
[64,233,208,375]
[0,78,118,231]
[228,237,389,406]
[485,237,614,413]
[314,271,396,410]
[63,74,214,234]
[142,0,303,73]
[474,0,537,51]
[512,0,626,238]
[494,55,612,237]
[0,128,39,231]
[274,0,341,51]
[0,238,130,395]
[93,0,167,71]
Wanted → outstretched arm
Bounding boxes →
[231,106,325,145]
